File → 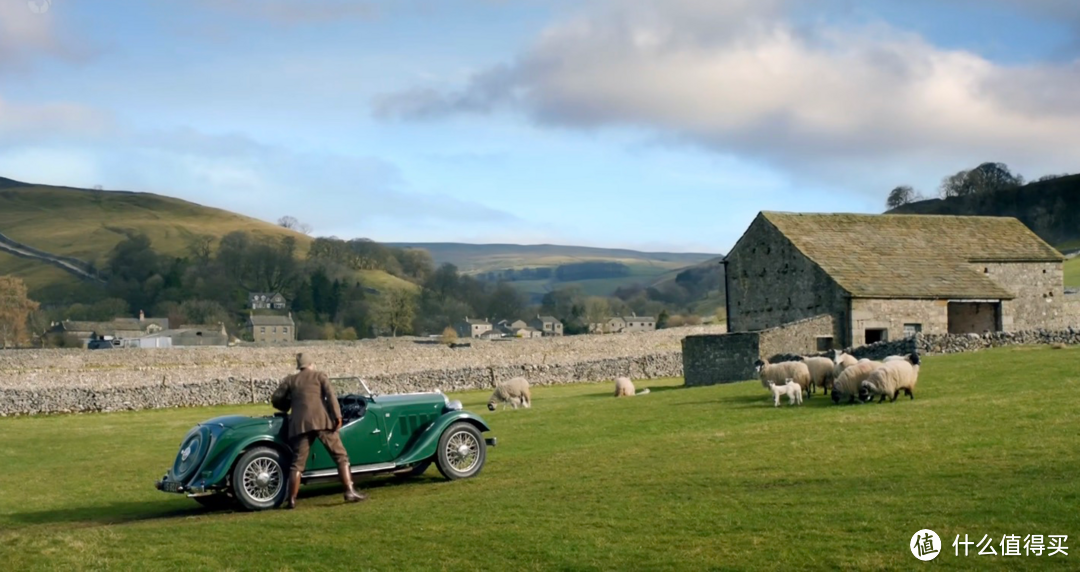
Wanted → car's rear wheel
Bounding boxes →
[231,446,287,511]
[435,422,485,480]
[192,493,236,511]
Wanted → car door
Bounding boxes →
[303,404,392,471]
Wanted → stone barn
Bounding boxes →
[684,211,1072,385]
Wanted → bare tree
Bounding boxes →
[278,216,299,230]
[0,277,40,349]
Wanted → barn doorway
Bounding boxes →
[947,302,1000,334]
[864,328,888,344]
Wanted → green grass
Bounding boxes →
[2,347,1078,570]
[1064,257,1080,288]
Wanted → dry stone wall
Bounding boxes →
[0,326,722,416]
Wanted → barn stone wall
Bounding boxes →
[725,217,847,342]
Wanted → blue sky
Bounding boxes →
[2,0,1079,253]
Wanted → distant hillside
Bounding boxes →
[388,241,718,301]
[887,173,1080,245]
[0,178,412,300]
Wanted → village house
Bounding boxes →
[248,292,288,310]
[529,315,564,336]
[456,317,493,339]
[57,310,169,347]
[131,323,230,348]
[723,211,1071,350]
[589,314,656,334]
[247,313,295,343]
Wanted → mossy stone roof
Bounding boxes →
[760,212,1062,299]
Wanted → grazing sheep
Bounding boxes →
[802,356,836,395]
[883,355,907,363]
[860,353,921,402]
[487,377,532,411]
[614,376,651,397]
[755,357,812,399]
[831,360,883,404]
[832,351,859,382]
[766,379,803,407]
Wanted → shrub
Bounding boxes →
[441,326,458,345]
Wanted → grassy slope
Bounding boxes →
[1,346,1077,570]
[389,242,718,300]
[0,182,415,294]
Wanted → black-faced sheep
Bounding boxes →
[488,377,531,410]
[860,353,921,402]
[755,357,812,398]
[766,379,803,407]
[614,376,651,397]
[802,356,835,395]
[830,360,883,404]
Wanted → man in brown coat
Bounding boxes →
[271,352,365,508]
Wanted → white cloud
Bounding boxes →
[0,97,113,143]
[374,0,1080,193]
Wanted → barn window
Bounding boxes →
[816,336,834,351]
[903,323,922,336]
[984,267,989,273]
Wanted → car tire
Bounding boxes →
[193,494,236,511]
[435,422,486,480]
[230,446,288,511]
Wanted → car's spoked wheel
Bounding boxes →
[231,447,287,511]
[435,422,486,480]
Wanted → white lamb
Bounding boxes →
[614,376,651,397]
[802,356,835,395]
[766,379,803,407]
[755,357,812,398]
[860,353,921,402]
[487,377,532,411]
[830,360,883,404]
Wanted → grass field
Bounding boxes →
[2,347,1078,570]
[1064,257,1080,288]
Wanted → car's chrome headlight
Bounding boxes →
[445,399,463,411]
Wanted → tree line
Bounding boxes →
[1,230,723,346]
[885,162,1073,210]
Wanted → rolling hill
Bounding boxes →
[0,177,414,301]
[388,242,719,300]
[887,173,1080,286]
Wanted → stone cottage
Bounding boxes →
[724,211,1069,350]
[456,317,493,339]
[247,313,295,343]
[529,315,564,336]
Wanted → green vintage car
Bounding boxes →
[155,379,495,511]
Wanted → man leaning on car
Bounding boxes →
[271,352,365,508]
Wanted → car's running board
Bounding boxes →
[302,462,396,479]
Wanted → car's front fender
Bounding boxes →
[395,411,492,466]
[193,431,290,491]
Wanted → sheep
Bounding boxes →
[883,355,907,363]
[614,376,651,397]
[830,359,883,404]
[755,357,812,399]
[766,379,803,407]
[487,377,531,411]
[832,350,859,382]
[802,356,836,395]
[860,353,921,403]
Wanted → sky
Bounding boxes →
[2,0,1079,253]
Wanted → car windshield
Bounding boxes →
[330,377,375,400]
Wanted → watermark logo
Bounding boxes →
[911,529,942,561]
[28,0,52,14]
